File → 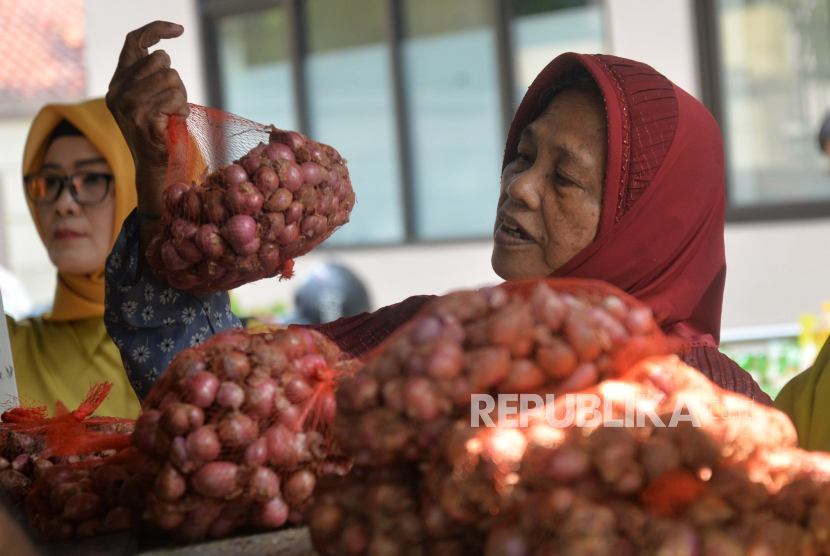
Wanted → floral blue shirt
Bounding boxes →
[104,210,242,401]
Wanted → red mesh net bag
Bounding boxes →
[332,277,670,467]
[148,105,355,296]
[309,355,830,556]
[132,326,357,542]
[0,383,135,508]
[24,448,148,541]
[0,384,140,541]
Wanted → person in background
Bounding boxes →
[819,113,830,165]
[103,22,769,405]
[9,98,141,419]
[284,262,371,326]
[772,115,830,450]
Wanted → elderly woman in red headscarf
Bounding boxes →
[103,22,769,405]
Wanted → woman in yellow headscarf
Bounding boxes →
[9,98,141,418]
[775,344,830,451]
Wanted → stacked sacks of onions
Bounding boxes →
[332,279,665,467]
[24,451,147,541]
[0,386,135,508]
[411,359,830,555]
[148,121,355,296]
[132,327,355,541]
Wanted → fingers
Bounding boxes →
[113,68,188,127]
[116,21,183,75]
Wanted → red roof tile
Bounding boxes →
[0,0,85,106]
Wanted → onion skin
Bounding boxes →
[283,469,316,508]
[191,462,240,499]
[285,201,303,224]
[279,162,304,192]
[277,131,306,151]
[264,188,293,213]
[134,411,162,454]
[164,182,190,214]
[218,414,258,449]
[254,167,280,196]
[161,240,192,271]
[171,218,199,243]
[103,507,138,532]
[216,381,245,410]
[184,372,220,408]
[255,495,289,528]
[177,239,205,263]
[203,190,230,224]
[225,182,264,216]
[195,224,228,259]
[224,164,249,186]
[276,223,300,245]
[154,464,187,502]
[259,243,280,267]
[247,466,281,501]
[183,188,203,221]
[244,438,269,466]
[186,426,221,464]
[266,142,296,163]
[222,215,258,251]
[301,163,325,186]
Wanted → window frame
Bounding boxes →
[694,0,830,223]
[199,0,610,246]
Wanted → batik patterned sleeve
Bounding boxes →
[104,210,242,401]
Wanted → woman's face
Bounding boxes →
[492,86,607,280]
[35,136,115,276]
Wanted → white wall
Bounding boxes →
[723,220,830,328]
[84,0,207,103]
[0,119,54,307]
[231,241,501,316]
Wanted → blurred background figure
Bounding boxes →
[285,262,371,325]
[820,113,830,165]
[10,99,140,419]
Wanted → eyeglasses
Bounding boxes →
[23,172,114,206]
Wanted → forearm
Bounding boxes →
[134,164,166,280]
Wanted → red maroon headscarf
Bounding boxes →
[503,53,726,348]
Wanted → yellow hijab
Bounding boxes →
[775,338,830,452]
[22,98,136,322]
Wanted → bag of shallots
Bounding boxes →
[148,105,355,296]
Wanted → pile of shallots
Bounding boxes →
[25,451,146,541]
[131,327,354,542]
[307,280,830,556]
[149,126,355,296]
[333,280,664,467]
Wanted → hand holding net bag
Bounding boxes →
[149,105,355,296]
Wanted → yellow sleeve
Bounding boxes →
[10,316,140,419]
[774,337,830,452]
